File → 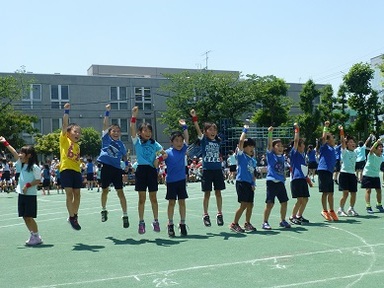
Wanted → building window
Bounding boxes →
[51,118,62,131]
[22,84,42,108]
[51,85,69,109]
[110,86,129,110]
[111,118,128,133]
[33,118,43,133]
[134,87,152,110]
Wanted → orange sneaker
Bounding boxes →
[321,210,332,221]
[328,210,339,221]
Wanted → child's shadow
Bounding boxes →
[72,243,105,252]
[105,236,186,247]
[206,232,248,240]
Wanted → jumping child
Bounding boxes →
[130,106,166,234]
[60,103,83,230]
[97,104,129,228]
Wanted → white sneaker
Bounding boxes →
[347,207,359,216]
[25,234,43,246]
[337,209,348,217]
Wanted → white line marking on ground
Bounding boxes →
[30,242,384,288]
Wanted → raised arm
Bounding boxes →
[130,106,139,137]
[179,119,189,144]
[292,123,299,150]
[103,104,111,131]
[321,120,330,144]
[62,103,70,134]
[239,123,249,151]
[0,136,19,160]
[190,109,203,138]
[339,125,346,149]
[369,138,382,155]
[267,126,273,151]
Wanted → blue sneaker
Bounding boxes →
[262,222,272,230]
[376,205,384,213]
[279,220,291,228]
[367,206,374,214]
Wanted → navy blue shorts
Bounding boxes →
[135,165,158,192]
[18,194,37,218]
[338,172,357,192]
[355,161,366,171]
[266,180,289,204]
[60,169,83,189]
[361,176,381,189]
[236,181,255,203]
[166,179,188,200]
[101,164,123,190]
[318,170,334,193]
[201,169,225,192]
[290,178,310,198]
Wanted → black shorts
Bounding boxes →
[334,160,341,172]
[166,179,188,200]
[361,176,381,189]
[101,164,123,190]
[355,161,366,171]
[18,194,37,218]
[236,181,255,203]
[318,170,334,193]
[135,165,158,192]
[338,172,357,192]
[86,173,94,181]
[308,162,318,170]
[290,178,310,198]
[201,169,225,192]
[42,179,50,188]
[60,169,83,189]
[229,165,237,172]
[266,180,289,204]
[1,170,10,181]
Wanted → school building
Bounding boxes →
[1,64,326,155]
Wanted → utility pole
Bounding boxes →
[202,50,211,70]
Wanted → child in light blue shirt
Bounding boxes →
[362,138,383,213]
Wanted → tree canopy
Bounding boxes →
[0,73,38,148]
[34,127,101,158]
[160,71,261,141]
[343,62,376,139]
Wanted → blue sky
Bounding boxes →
[2,0,384,92]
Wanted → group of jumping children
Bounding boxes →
[1,103,383,246]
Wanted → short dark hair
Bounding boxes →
[244,137,256,148]
[170,131,184,142]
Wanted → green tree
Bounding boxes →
[318,84,345,136]
[34,130,60,157]
[160,71,260,141]
[295,79,321,145]
[0,73,38,148]
[248,75,291,127]
[335,84,350,126]
[80,127,102,157]
[34,127,101,158]
[343,62,375,139]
